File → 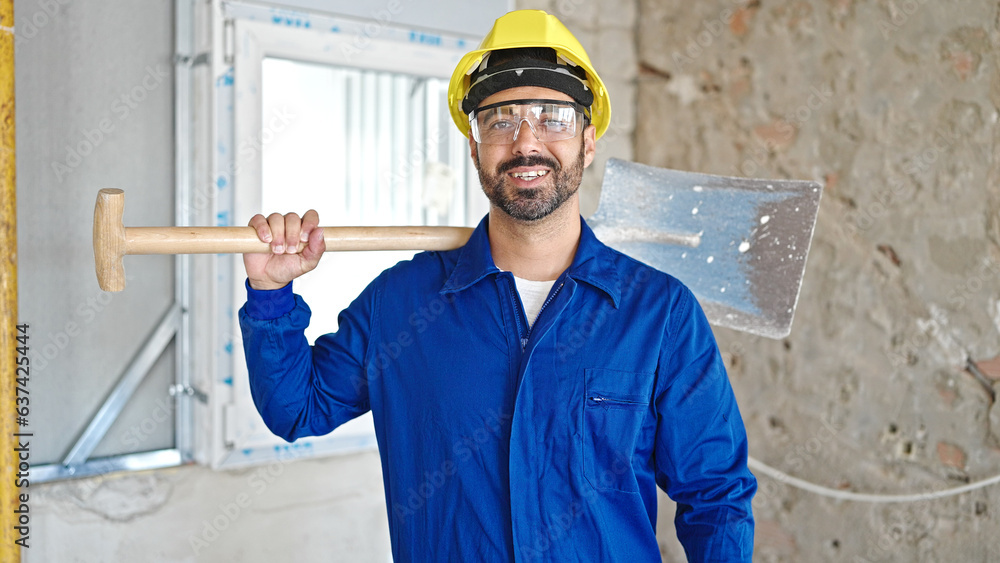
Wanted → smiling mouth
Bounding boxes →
[510,170,549,180]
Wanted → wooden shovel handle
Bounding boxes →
[93,188,473,291]
[125,225,474,254]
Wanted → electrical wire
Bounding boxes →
[748,455,1000,503]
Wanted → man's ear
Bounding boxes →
[582,124,597,169]
[468,134,479,168]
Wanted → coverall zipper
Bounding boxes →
[588,396,646,406]
[513,281,565,351]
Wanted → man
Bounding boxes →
[240,9,756,562]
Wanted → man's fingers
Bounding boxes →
[266,212,287,254]
[248,214,273,243]
[283,213,304,254]
[256,211,316,254]
[301,209,320,243]
[301,227,326,263]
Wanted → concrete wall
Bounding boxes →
[29,451,389,561]
[636,0,1000,561]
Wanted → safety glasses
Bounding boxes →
[470,99,585,145]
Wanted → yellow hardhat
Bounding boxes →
[447,10,611,140]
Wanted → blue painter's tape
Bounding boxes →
[242,449,252,456]
[225,341,233,354]
[409,30,442,46]
[216,176,228,189]
[224,377,233,386]
[271,13,312,29]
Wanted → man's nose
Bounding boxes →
[511,118,542,154]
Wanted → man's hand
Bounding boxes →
[244,210,326,290]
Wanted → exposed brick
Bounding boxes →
[936,441,966,470]
[824,172,839,191]
[729,5,759,36]
[950,51,974,81]
[989,394,1000,448]
[753,120,797,153]
[973,356,1000,380]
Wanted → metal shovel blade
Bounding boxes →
[589,158,823,339]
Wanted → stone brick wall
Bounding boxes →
[636,0,1000,561]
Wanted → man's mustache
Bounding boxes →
[497,155,560,175]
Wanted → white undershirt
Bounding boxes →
[513,276,557,328]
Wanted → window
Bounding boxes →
[206,5,492,468]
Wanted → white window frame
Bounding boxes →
[204,3,486,469]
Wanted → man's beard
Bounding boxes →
[476,141,585,222]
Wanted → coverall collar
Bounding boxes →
[441,214,622,309]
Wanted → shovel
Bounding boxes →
[589,158,823,339]
[93,159,821,338]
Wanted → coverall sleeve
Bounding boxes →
[238,278,379,442]
[653,286,757,562]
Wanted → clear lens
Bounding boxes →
[471,101,582,144]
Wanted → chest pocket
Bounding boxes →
[582,368,654,493]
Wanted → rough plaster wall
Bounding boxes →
[637,0,1000,561]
